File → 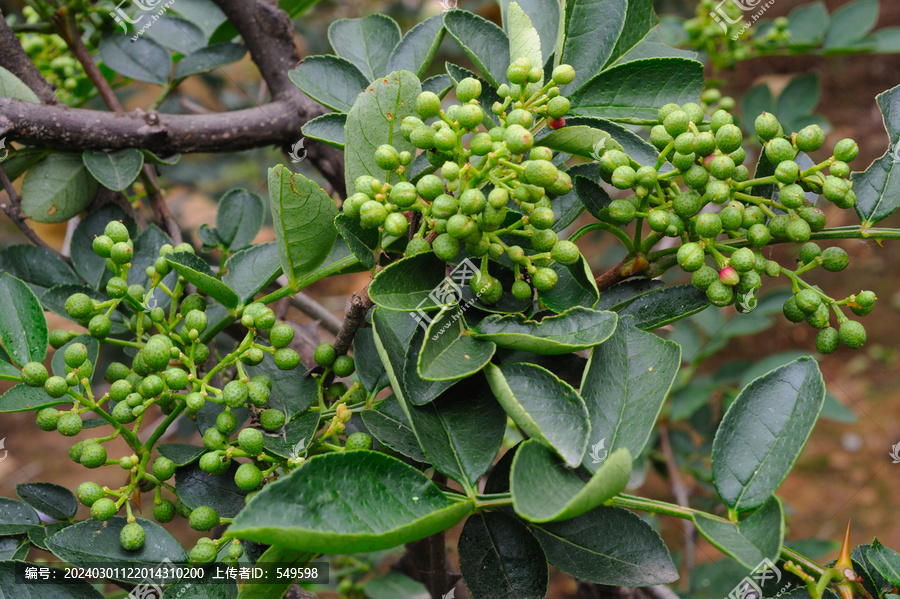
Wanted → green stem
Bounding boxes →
[569,222,635,250]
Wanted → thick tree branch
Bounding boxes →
[332,287,372,357]
[0,11,58,103]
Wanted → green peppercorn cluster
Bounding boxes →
[341,62,583,302]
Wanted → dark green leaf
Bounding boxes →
[245,353,317,418]
[227,451,475,553]
[609,28,698,66]
[144,16,206,55]
[261,411,319,460]
[41,285,127,335]
[506,2,543,95]
[0,274,48,366]
[71,204,135,289]
[278,0,322,18]
[171,0,226,39]
[157,443,205,466]
[0,497,41,535]
[16,482,77,521]
[354,327,391,396]
[386,15,446,79]
[0,245,79,295]
[580,317,681,472]
[0,537,28,560]
[854,84,900,225]
[99,34,172,85]
[873,27,900,53]
[403,374,506,487]
[141,150,181,165]
[20,154,98,224]
[28,521,71,552]
[174,43,246,78]
[0,65,40,102]
[422,73,453,97]
[81,149,144,191]
[851,544,890,599]
[567,116,673,173]
[693,496,784,569]
[0,343,19,381]
[221,242,282,304]
[364,572,430,599]
[128,226,177,306]
[443,10,510,87]
[823,0,877,50]
[334,214,379,269]
[741,83,775,132]
[560,0,627,92]
[499,0,559,68]
[301,113,346,150]
[473,307,617,355]
[344,70,420,186]
[369,252,452,311]
[215,188,265,251]
[712,357,826,512]
[569,58,704,123]
[418,306,496,381]
[536,126,612,160]
[328,15,401,80]
[607,0,661,66]
[869,538,900,586]
[459,511,548,599]
[362,394,427,462]
[165,252,239,309]
[511,440,631,522]
[268,165,339,287]
[46,517,187,580]
[616,284,709,329]
[288,56,368,112]
[776,74,820,126]
[786,2,829,47]
[595,279,664,311]
[174,461,249,518]
[531,506,678,585]
[0,152,45,182]
[0,561,103,598]
[485,362,589,467]
[536,255,599,313]
[163,569,238,598]
[0,383,69,412]
[572,174,612,219]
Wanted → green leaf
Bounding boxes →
[16,482,77,521]
[42,285,129,336]
[0,497,41,535]
[854,84,900,225]
[354,327,391,396]
[99,34,172,85]
[506,2,543,95]
[775,74,821,131]
[344,70,420,186]
[0,245,79,295]
[301,113,346,150]
[81,149,144,191]
[569,58,704,123]
[595,279,664,310]
[712,356,826,513]
[221,242,283,303]
[485,362,589,467]
[418,306,496,381]
[20,154,99,224]
[0,561,104,597]
[499,0,559,68]
[873,27,900,53]
[171,0,226,39]
[0,274,48,366]
[531,506,678,585]
[245,353,318,418]
[386,15,446,79]
[227,451,475,553]
[288,56,369,112]
[458,511,549,599]
[215,188,265,251]
[334,214,379,270]
[511,440,631,522]
[0,383,69,412]
[157,443,205,466]
[46,517,187,580]
[869,538,900,586]
[174,462,249,518]
[572,174,612,219]
[609,28,698,66]
[852,544,891,599]
[0,65,40,102]
[268,165,339,286]
[51,335,99,386]
[278,0,322,18]
[422,73,453,97]
[174,43,246,78]
[536,255,599,313]
[472,307,617,354]
[607,0,660,67]
[328,15,401,81]
[536,126,612,160]
[363,572,430,599]
[369,252,452,311]
[362,394,427,462]
[165,252,239,309]
[693,496,784,569]
[824,0,877,50]
[580,317,680,472]
[127,225,176,296]
[403,374,506,487]
[141,149,181,165]
[786,2,829,47]
[144,16,206,55]
[443,10,510,87]
[260,411,319,460]
[616,284,709,329]
[0,537,28,560]
[560,0,627,92]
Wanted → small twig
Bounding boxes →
[291,292,342,336]
[642,585,683,599]
[332,286,372,357]
[659,426,695,581]
[0,164,71,263]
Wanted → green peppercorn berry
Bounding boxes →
[101,221,128,243]
[663,110,690,138]
[202,427,227,451]
[777,184,805,210]
[234,463,264,491]
[190,542,217,564]
[549,240,580,266]
[795,124,826,153]
[341,193,366,219]
[310,343,335,369]
[551,64,575,85]
[673,190,704,218]
[260,408,286,432]
[80,443,107,468]
[416,91,441,119]
[736,270,762,295]
[691,265,718,291]
[708,155,736,180]
[149,456,175,482]
[433,233,460,261]
[833,138,859,163]
[798,207,827,232]
[199,451,229,475]
[675,242,705,272]
[546,96,570,119]
[747,223,771,248]
[795,242,820,265]
[828,160,850,179]
[180,294,206,316]
[822,176,849,204]
[754,112,780,142]
[710,109,733,132]
[786,218,811,243]
[683,164,710,190]
[77,481,105,507]
[706,281,734,307]
[607,199,636,225]
[805,303,830,329]
[182,393,204,413]
[730,248,756,273]
[671,151,695,172]
[775,160,800,185]
[821,246,849,272]
[742,206,765,228]
[838,320,866,349]
[91,497,117,521]
[137,375,163,399]
[380,212,407,237]
[61,342,88,369]
[234,429,263,458]
[715,124,743,154]
[856,290,877,308]
[505,124,534,154]
[405,238,431,256]
[34,407,60,433]
[524,160,558,189]
[216,410,238,435]
[65,293,94,320]
[665,214,685,237]
[794,289,821,314]
[273,347,301,371]
[527,207,553,230]
[458,189,486,215]
[674,132,695,155]
[189,505,219,532]
[19,362,48,388]
[109,242,132,265]
[532,268,558,292]
[154,499,176,523]
[374,144,401,171]
[507,280,530,302]
[112,401,136,423]
[359,200,388,230]
[650,125,674,151]
[646,209,668,232]
[44,375,67,398]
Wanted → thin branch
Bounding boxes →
[642,586,682,599]
[0,10,58,103]
[291,292,342,336]
[332,286,372,357]
[180,98,212,114]
[0,164,71,263]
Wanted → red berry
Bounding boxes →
[548,117,565,130]
[719,266,740,286]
